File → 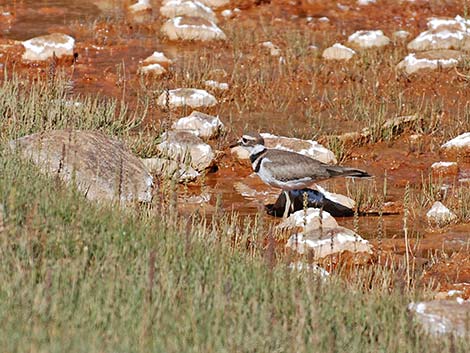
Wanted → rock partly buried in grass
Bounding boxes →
[347,30,390,48]
[157,88,217,109]
[408,299,470,337]
[441,132,470,158]
[288,262,330,278]
[129,0,152,12]
[138,51,172,75]
[283,209,373,259]
[335,115,421,145]
[138,63,166,76]
[160,0,218,23]
[393,30,410,40]
[142,51,172,67]
[9,130,153,203]
[141,157,200,182]
[172,111,224,139]
[261,41,281,56]
[22,33,75,61]
[161,16,226,41]
[408,16,470,51]
[322,43,356,60]
[204,80,229,91]
[431,161,459,177]
[156,130,215,171]
[426,201,457,226]
[396,50,462,74]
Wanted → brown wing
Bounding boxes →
[262,150,332,182]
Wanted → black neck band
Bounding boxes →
[249,149,266,164]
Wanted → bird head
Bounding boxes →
[230,132,265,153]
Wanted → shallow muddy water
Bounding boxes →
[2,0,470,296]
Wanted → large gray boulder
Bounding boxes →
[9,130,153,202]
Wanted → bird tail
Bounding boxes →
[326,166,372,178]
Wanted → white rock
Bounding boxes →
[431,161,458,169]
[221,9,232,18]
[139,51,172,75]
[161,16,226,41]
[348,30,390,48]
[288,262,330,278]
[396,51,461,74]
[442,132,470,149]
[142,51,172,66]
[204,80,229,91]
[322,43,356,60]
[427,15,470,31]
[308,44,319,51]
[182,192,211,203]
[318,17,329,23]
[393,30,410,40]
[172,110,224,139]
[286,227,372,259]
[22,33,75,61]
[407,27,470,52]
[278,208,338,232]
[315,185,356,210]
[156,130,215,171]
[138,63,167,75]
[129,0,152,12]
[157,88,217,109]
[260,133,337,164]
[426,201,457,225]
[230,146,250,160]
[160,0,217,23]
[409,300,470,337]
[141,157,200,182]
[357,0,376,4]
[261,41,281,56]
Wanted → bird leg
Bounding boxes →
[283,190,292,218]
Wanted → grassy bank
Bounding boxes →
[0,151,467,352]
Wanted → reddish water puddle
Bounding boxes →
[2,0,470,293]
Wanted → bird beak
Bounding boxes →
[229,139,241,148]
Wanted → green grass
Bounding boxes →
[0,78,467,352]
[0,150,468,352]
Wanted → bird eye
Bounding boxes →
[241,137,247,143]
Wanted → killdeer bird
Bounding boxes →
[231,132,371,218]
